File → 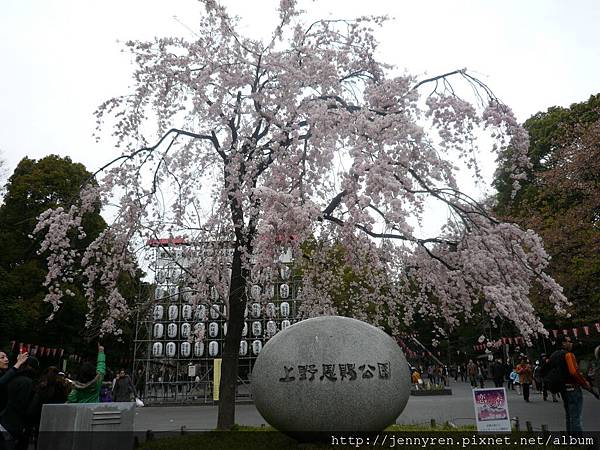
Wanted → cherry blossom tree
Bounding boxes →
[34,0,569,428]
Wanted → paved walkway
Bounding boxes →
[134,381,600,432]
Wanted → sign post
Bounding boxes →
[472,387,511,432]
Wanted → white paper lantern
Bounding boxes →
[169,286,179,300]
[171,269,181,284]
[180,342,191,357]
[266,320,277,337]
[166,342,176,358]
[194,341,204,357]
[209,322,219,338]
[239,340,248,356]
[281,319,291,330]
[155,270,166,284]
[210,304,220,320]
[167,323,178,338]
[223,323,228,336]
[252,321,262,337]
[208,341,219,357]
[182,305,192,320]
[242,322,248,337]
[280,265,291,280]
[152,342,163,357]
[266,302,276,318]
[266,284,275,299]
[210,286,219,300]
[279,284,290,299]
[252,340,262,355]
[152,305,164,321]
[251,284,261,300]
[181,323,191,338]
[182,289,192,302]
[153,323,164,339]
[251,303,261,318]
[262,267,272,282]
[168,305,178,320]
[155,287,166,300]
[280,301,290,317]
[195,305,206,321]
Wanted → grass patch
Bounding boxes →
[137,424,485,450]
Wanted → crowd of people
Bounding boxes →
[0,344,137,450]
[410,338,600,432]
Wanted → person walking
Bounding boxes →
[67,344,106,404]
[540,354,558,402]
[510,368,521,395]
[594,345,600,391]
[112,369,137,402]
[516,357,533,402]
[549,335,595,432]
[476,362,485,388]
[533,360,543,392]
[467,360,477,387]
[411,368,422,390]
[491,358,505,388]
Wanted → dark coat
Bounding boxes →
[0,369,34,436]
[26,382,69,428]
[112,376,136,402]
[491,362,505,380]
[0,367,19,413]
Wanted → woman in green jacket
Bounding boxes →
[67,345,106,403]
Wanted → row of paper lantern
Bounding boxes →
[250,265,292,282]
[152,320,292,339]
[248,283,290,299]
[152,304,223,321]
[155,286,222,301]
[154,283,293,302]
[152,340,264,358]
[155,263,291,285]
[152,302,292,322]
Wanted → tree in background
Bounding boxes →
[494,94,600,325]
[0,155,141,359]
[33,0,568,428]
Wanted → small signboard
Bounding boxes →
[472,387,511,432]
[213,358,222,401]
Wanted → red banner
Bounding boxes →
[583,326,590,336]
[572,328,579,338]
[595,323,600,333]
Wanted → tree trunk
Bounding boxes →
[216,245,246,429]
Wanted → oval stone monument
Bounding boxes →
[251,316,411,434]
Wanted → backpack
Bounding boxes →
[541,350,569,394]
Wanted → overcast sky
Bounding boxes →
[1,0,599,191]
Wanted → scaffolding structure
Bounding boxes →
[132,239,301,404]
